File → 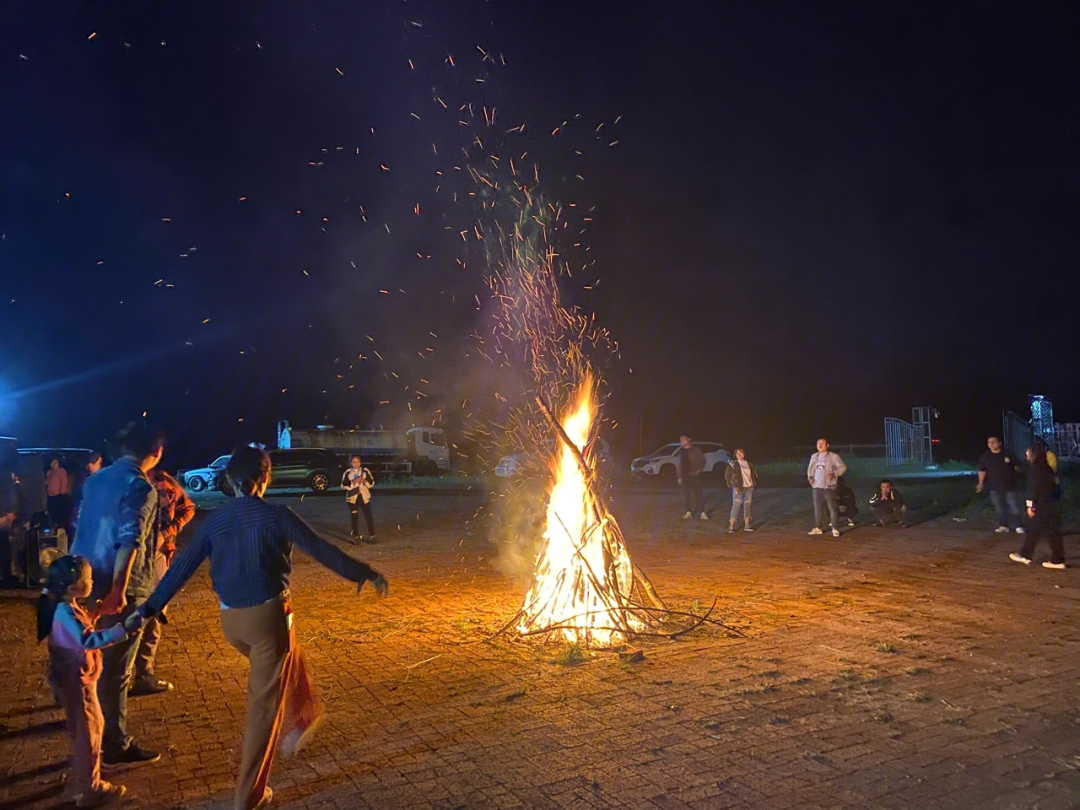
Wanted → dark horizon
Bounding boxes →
[2,1,1077,470]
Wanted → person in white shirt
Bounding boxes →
[341,456,376,542]
[724,448,758,533]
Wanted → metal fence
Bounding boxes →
[1002,411,1033,457]
[885,418,914,466]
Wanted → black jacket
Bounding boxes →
[725,459,758,491]
[1026,459,1060,511]
[869,489,905,511]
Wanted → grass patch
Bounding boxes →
[874,641,898,654]
[836,669,857,681]
[908,691,933,703]
[872,710,894,723]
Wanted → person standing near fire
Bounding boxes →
[807,438,847,537]
[724,448,757,532]
[342,455,376,541]
[129,469,194,696]
[677,435,707,520]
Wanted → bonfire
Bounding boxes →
[515,377,665,646]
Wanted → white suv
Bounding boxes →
[630,442,730,481]
[495,437,612,477]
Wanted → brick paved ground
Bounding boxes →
[1,483,1078,810]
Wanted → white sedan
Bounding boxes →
[178,455,230,492]
[630,442,731,481]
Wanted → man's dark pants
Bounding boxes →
[97,602,145,757]
[682,475,704,515]
[871,504,908,526]
[812,488,840,530]
[1019,503,1065,565]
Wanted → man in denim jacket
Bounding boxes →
[71,424,163,767]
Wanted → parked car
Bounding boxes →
[216,448,345,495]
[630,442,730,481]
[178,455,230,492]
[495,437,612,478]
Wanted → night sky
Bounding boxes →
[1,1,1077,469]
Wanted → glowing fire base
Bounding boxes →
[516,384,666,647]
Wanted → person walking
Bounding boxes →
[341,456,376,541]
[139,445,388,810]
[724,448,757,532]
[70,423,164,768]
[676,436,707,520]
[977,435,1024,534]
[129,469,194,696]
[807,439,847,537]
[37,555,144,808]
[1009,443,1065,569]
[869,479,909,527]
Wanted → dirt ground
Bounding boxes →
[1,482,1078,810]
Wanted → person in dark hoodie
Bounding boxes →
[869,479,908,527]
[835,475,858,527]
[1009,443,1065,570]
[677,435,707,520]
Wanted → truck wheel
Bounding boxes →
[418,460,439,477]
[188,476,207,492]
[219,477,235,497]
[309,472,331,492]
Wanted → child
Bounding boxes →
[37,555,143,808]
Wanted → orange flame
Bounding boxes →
[518,377,642,645]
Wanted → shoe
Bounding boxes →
[847,519,855,527]
[682,511,693,520]
[743,526,754,532]
[831,528,841,538]
[1015,527,1026,535]
[128,676,174,696]
[76,782,127,808]
[994,526,1010,534]
[251,786,273,810]
[699,512,709,521]
[808,528,823,535]
[899,523,909,529]
[1042,561,1066,570]
[728,526,736,534]
[1008,553,1031,565]
[102,742,161,769]
[280,712,325,757]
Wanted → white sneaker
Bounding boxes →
[1009,553,1031,565]
[1014,527,1026,535]
[1042,561,1066,570]
[699,512,709,521]
[994,526,1010,534]
[808,528,823,535]
[682,511,693,520]
[831,528,841,538]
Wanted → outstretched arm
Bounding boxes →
[281,507,384,590]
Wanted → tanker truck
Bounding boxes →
[276,421,449,477]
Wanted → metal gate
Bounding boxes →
[885,417,915,466]
[1002,411,1033,457]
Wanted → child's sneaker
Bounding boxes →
[808,527,823,535]
[77,782,127,808]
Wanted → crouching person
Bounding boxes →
[869,480,908,528]
[137,446,389,810]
